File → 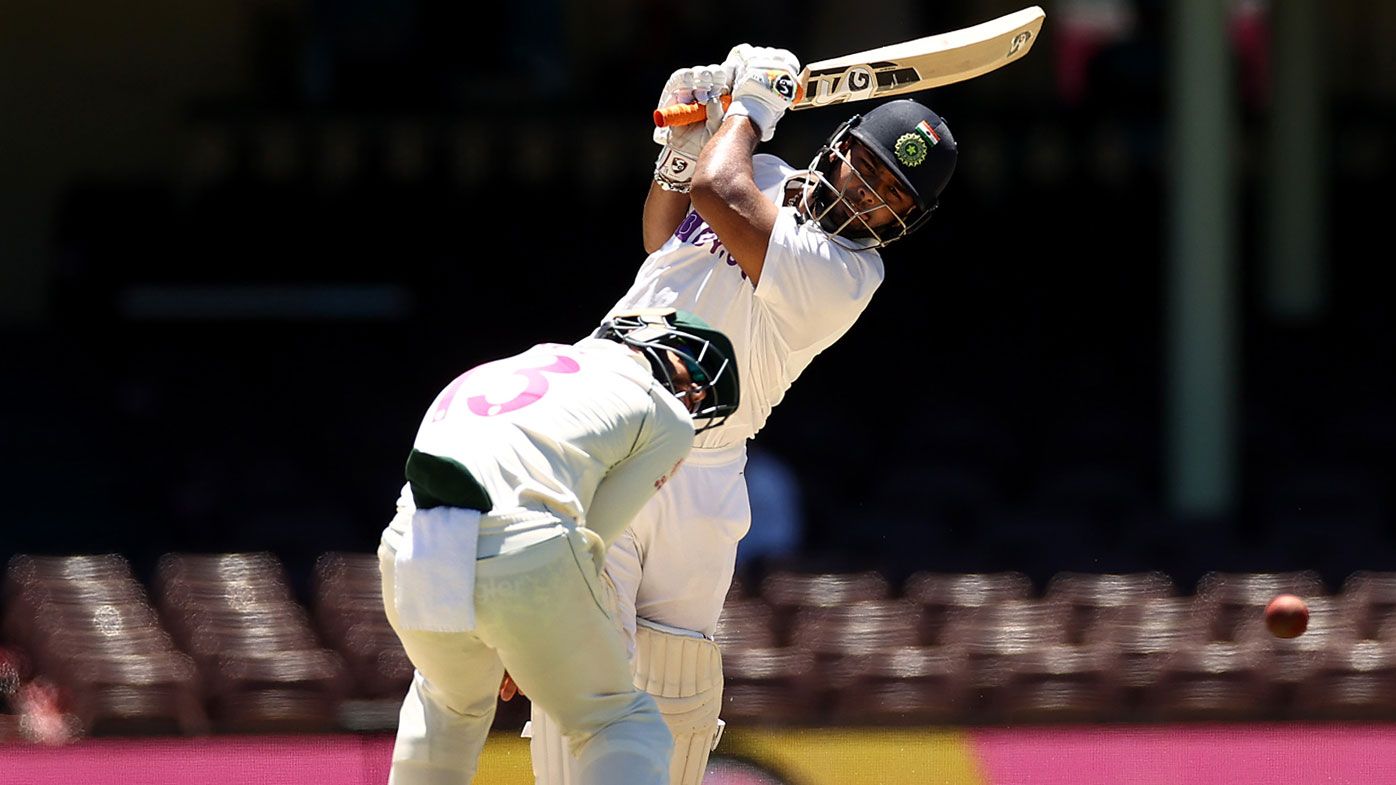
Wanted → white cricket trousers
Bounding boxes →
[379,509,673,785]
[608,443,750,645]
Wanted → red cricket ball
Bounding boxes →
[1265,593,1310,639]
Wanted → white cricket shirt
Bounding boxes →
[402,338,694,548]
[610,154,885,449]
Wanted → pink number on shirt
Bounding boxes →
[431,349,581,420]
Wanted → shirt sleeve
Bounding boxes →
[583,394,694,546]
[753,206,886,352]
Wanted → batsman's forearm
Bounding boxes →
[643,181,692,254]
[691,118,776,286]
[692,119,761,202]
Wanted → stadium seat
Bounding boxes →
[714,598,780,650]
[1045,571,1178,644]
[156,551,292,587]
[786,600,923,696]
[310,552,415,705]
[939,599,1072,719]
[63,651,210,736]
[720,647,819,724]
[1086,597,1208,716]
[154,551,352,733]
[3,558,153,650]
[3,553,212,737]
[1341,571,1396,638]
[831,645,972,725]
[902,571,1033,645]
[1142,641,1274,721]
[1292,640,1396,720]
[758,570,892,611]
[788,600,923,658]
[1193,570,1327,642]
[206,649,350,733]
[997,644,1121,724]
[4,554,136,588]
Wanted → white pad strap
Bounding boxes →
[632,623,724,785]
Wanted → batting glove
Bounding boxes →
[653,64,731,192]
[724,45,801,142]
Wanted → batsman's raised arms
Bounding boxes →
[653,5,1045,128]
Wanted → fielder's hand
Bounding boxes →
[653,64,731,192]
[724,44,801,142]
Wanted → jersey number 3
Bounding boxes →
[432,351,581,420]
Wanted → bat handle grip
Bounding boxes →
[653,95,733,128]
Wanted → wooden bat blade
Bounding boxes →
[651,5,1045,127]
[793,5,1045,110]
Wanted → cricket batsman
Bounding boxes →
[528,43,958,785]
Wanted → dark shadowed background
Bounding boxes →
[3,0,1393,597]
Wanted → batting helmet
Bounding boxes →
[848,99,958,216]
[795,98,957,248]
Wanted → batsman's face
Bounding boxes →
[829,141,918,231]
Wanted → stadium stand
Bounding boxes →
[712,598,780,651]
[831,644,972,726]
[720,647,819,725]
[152,552,349,733]
[1292,640,1396,720]
[3,554,208,736]
[1341,571,1396,638]
[996,643,1120,724]
[1142,641,1275,722]
[902,571,1034,646]
[1044,570,1178,645]
[5,556,1396,733]
[759,570,893,612]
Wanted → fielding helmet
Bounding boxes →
[594,308,740,433]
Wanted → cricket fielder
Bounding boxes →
[529,44,958,785]
[380,309,739,785]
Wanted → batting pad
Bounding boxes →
[632,621,725,785]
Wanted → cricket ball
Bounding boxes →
[1264,593,1309,639]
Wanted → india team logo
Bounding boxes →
[895,119,941,167]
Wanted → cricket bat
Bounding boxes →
[654,5,1046,128]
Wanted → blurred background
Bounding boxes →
[3,0,1396,774]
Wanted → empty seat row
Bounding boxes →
[733,567,1374,610]
[1,553,381,738]
[3,554,208,737]
[155,552,353,733]
[7,554,1396,735]
[720,570,1396,652]
[721,637,1396,725]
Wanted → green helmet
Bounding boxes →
[595,308,740,433]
